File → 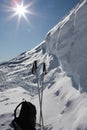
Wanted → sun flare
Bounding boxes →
[13,2,28,18]
[12,1,30,23]
[15,4,26,16]
[4,0,36,25]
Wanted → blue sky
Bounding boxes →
[0,0,80,63]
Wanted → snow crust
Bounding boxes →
[0,0,87,130]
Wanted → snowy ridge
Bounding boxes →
[0,0,87,130]
[45,0,87,92]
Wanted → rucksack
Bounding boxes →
[12,101,36,130]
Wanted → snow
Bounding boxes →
[0,0,87,130]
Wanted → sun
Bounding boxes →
[12,2,29,20]
[11,1,31,23]
[4,0,36,25]
[15,4,27,16]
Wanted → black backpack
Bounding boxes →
[12,101,36,130]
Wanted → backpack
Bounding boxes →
[12,101,36,130]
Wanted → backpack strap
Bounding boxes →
[14,101,24,118]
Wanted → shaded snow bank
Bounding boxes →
[45,0,87,92]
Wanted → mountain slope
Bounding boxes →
[0,0,87,92]
[0,0,87,130]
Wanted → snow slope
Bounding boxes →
[0,0,87,130]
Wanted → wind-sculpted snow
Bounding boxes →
[0,0,87,130]
[46,0,87,92]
